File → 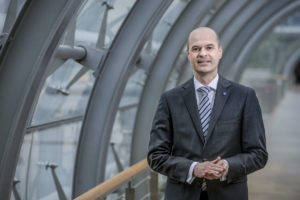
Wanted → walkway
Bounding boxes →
[248,85,300,200]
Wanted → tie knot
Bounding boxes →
[199,86,210,94]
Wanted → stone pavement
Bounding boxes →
[248,85,300,200]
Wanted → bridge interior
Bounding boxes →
[0,0,300,200]
[248,85,300,200]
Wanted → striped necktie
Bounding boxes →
[198,86,211,140]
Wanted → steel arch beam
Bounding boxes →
[220,0,268,50]
[0,0,84,198]
[130,0,217,165]
[230,1,300,81]
[208,0,249,36]
[72,0,172,198]
[219,0,289,78]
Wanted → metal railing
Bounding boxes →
[74,159,159,200]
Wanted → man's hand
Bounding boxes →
[193,157,227,180]
[215,159,228,172]
[215,159,229,181]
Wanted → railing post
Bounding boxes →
[149,171,159,200]
[125,181,135,200]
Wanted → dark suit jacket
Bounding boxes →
[147,76,268,200]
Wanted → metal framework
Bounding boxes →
[0,0,299,198]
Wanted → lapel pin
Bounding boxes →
[223,91,227,95]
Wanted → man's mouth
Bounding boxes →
[197,59,210,64]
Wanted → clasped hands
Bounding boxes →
[193,156,228,180]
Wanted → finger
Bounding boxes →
[205,170,222,176]
[213,162,225,170]
[205,175,214,180]
[214,160,227,171]
[208,164,224,172]
[212,156,221,164]
[204,172,221,180]
[218,160,228,171]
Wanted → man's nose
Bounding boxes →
[198,49,207,57]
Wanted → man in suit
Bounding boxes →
[147,27,268,200]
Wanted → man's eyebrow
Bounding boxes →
[206,44,215,47]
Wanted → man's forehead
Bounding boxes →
[188,28,219,44]
[189,34,218,43]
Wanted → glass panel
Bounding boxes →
[107,68,146,176]
[165,50,188,90]
[0,0,9,32]
[0,0,27,33]
[150,0,187,56]
[31,59,94,126]
[75,0,136,48]
[12,134,32,200]
[13,122,81,199]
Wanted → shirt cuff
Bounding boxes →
[220,159,229,181]
[186,162,197,184]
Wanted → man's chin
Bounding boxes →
[196,63,211,68]
[195,68,217,75]
[195,65,211,72]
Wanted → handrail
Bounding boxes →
[74,159,149,200]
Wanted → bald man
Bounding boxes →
[147,27,268,200]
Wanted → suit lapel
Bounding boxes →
[181,79,205,144]
[205,76,231,143]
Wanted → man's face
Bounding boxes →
[186,28,222,78]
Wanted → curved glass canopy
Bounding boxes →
[0,0,298,199]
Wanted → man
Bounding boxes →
[147,27,268,200]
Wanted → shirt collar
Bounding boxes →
[193,74,219,91]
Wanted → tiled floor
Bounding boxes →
[248,86,300,200]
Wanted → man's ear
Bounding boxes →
[218,46,223,59]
